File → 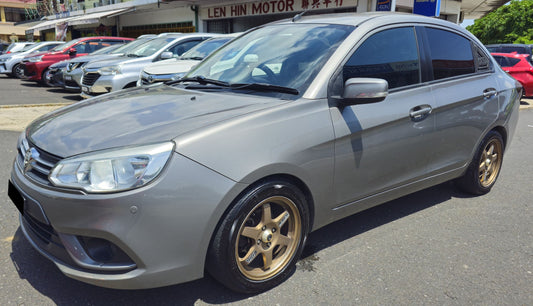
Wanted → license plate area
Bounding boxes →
[8,180,24,215]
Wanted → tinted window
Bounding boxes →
[426,28,475,80]
[500,46,529,54]
[168,40,203,57]
[343,27,420,89]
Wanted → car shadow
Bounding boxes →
[10,181,466,305]
[520,99,530,106]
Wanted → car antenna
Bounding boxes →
[292,10,308,22]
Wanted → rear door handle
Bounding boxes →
[483,88,498,99]
[409,104,432,122]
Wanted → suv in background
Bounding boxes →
[0,41,63,78]
[80,33,218,98]
[22,36,133,83]
[486,44,533,56]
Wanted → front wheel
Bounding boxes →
[456,131,504,195]
[12,63,24,78]
[206,180,310,293]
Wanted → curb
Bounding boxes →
[0,103,72,109]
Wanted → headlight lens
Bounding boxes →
[0,57,10,63]
[28,55,44,62]
[49,142,174,193]
[98,65,121,75]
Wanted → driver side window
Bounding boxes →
[342,27,421,90]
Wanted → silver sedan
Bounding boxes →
[8,12,520,293]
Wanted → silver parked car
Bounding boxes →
[79,33,219,98]
[8,13,520,293]
[0,41,63,78]
[62,35,157,92]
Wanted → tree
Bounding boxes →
[467,0,533,44]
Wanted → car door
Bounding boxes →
[329,26,440,209]
[423,27,500,174]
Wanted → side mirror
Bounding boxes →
[338,78,388,107]
[68,48,77,56]
[160,51,173,60]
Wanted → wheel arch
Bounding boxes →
[204,173,316,265]
[492,125,508,151]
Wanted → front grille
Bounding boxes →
[17,137,61,186]
[65,80,79,88]
[23,64,35,77]
[82,72,100,86]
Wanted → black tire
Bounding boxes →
[12,63,24,79]
[41,69,51,87]
[206,180,310,293]
[456,131,504,195]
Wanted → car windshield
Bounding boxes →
[90,44,123,55]
[186,24,354,98]
[125,37,176,57]
[21,44,37,52]
[111,38,155,54]
[180,37,233,60]
[51,39,80,51]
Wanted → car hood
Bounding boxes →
[144,59,200,75]
[84,55,150,69]
[27,85,280,158]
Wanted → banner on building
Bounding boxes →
[413,0,441,17]
[25,29,34,42]
[202,0,359,20]
[55,22,69,41]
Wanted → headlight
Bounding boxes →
[49,142,175,193]
[98,65,121,75]
[0,57,11,63]
[27,55,44,62]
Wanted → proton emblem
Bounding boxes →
[23,148,39,174]
[147,75,154,83]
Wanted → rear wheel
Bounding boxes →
[456,131,504,195]
[207,180,310,293]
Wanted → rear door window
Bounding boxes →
[425,28,475,80]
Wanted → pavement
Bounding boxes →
[1,99,532,133]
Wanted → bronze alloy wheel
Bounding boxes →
[235,196,301,281]
[478,138,503,188]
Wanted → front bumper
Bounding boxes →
[9,141,240,289]
[63,69,82,91]
[23,61,49,81]
[80,71,137,98]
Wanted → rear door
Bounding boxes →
[422,27,500,175]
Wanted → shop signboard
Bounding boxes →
[202,0,358,19]
[413,0,441,17]
[376,0,392,11]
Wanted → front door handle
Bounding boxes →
[483,88,498,99]
[409,104,433,122]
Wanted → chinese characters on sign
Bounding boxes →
[203,0,357,19]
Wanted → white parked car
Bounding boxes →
[137,33,240,86]
[0,41,62,77]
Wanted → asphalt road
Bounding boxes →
[0,75,532,305]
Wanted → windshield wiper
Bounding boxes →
[166,75,230,87]
[126,53,142,57]
[230,83,299,95]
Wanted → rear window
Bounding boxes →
[493,56,521,67]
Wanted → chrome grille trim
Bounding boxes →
[17,137,61,186]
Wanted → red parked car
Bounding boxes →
[22,36,133,83]
[492,52,533,96]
